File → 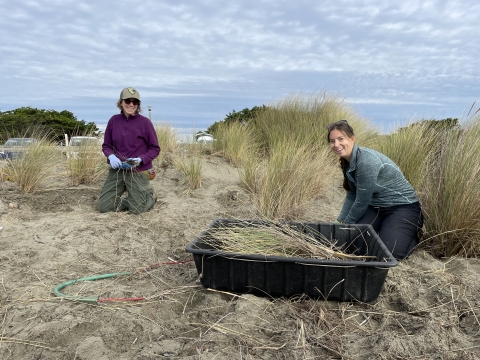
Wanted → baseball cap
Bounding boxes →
[120,87,140,100]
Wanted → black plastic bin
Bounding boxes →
[186,219,398,302]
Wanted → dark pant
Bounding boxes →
[356,202,423,260]
[98,169,155,215]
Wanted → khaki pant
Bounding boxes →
[98,169,155,215]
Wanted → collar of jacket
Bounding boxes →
[121,112,139,120]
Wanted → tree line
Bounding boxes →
[0,107,99,143]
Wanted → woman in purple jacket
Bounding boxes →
[99,87,160,214]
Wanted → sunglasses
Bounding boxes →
[327,120,354,134]
[124,98,140,105]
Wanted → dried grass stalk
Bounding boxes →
[200,222,373,261]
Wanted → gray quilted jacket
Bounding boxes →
[338,144,419,224]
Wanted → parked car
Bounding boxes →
[65,136,103,159]
[195,131,215,144]
[0,138,39,160]
[69,136,101,147]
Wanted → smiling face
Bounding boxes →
[329,129,356,161]
[121,98,139,117]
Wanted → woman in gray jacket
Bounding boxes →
[328,120,423,260]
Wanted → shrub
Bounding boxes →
[207,105,268,134]
[0,107,98,143]
[174,140,204,190]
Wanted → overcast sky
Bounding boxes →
[1,0,479,133]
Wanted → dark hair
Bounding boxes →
[326,120,354,142]
[327,120,355,191]
[116,99,143,115]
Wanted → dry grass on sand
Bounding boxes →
[1,156,480,359]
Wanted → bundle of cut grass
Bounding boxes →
[200,222,373,261]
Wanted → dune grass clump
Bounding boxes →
[237,152,262,192]
[212,121,262,192]
[65,153,106,186]
[65,136,106,186]
[418,117,480,257]
[3,136,60,193]
[174,149,203,190]
[248,140,339,220]
[371,115,480,258]
[200,221,372,261]
[252,93,379,152]
[154,123,178,169]
[211,121,259,167]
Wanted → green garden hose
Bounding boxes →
[53,259,194,304]
[53,272,132,304]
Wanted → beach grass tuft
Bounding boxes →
[3,134,59,193]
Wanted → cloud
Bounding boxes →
[345,98,442,106]
[0,0,479,130]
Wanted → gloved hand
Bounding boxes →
[126,157,142,166]
[108,154,122,169]
[119,157,142,170]
[119,163,131,170]
[334,219,344,224]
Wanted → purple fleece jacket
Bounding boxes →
[102,112,160,171]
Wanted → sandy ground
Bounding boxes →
[1,155,480,359]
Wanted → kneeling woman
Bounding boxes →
[328,120,423,260]
[99,87,160,215]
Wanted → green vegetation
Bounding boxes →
[65,140,107,186]
[210,94,480,258]
[3,134,60,193]
[214,94,369,220]
[252,94,379,151]
[416,119,480,257]
[0,107,98,143]
[172,134,204,190]
[153,123,178,169]
[248,141,337,220]
[373,117,480,257]
[2,97,480,258]
[208,105,268,134]
[174,152,203,190]
[373,121,436,192]
[212,121,260,167]
[397,117,460,132]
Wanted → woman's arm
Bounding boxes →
[136,120,160,164]
[338,190,355,222]
[343,157,380,224]
[102,117,115,158]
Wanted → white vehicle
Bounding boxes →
[195,131,214,144]
[69,136,102,147]
[66,136,103,159]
